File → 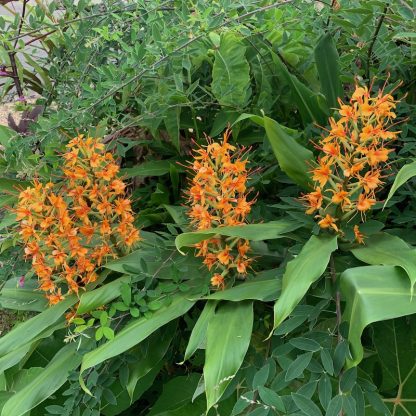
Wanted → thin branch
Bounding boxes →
[76,0,295,116]
[366,3,389,82]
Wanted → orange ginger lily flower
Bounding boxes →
[317,214,339,232]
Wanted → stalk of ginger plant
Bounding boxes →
[185,130,255,289]
[301,84,401,241]
[15,135,140,305]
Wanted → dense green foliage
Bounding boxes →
[0,1,415,415]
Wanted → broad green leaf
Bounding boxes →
[263,116,314,189]
[0,321,63,373]
[80,295,195,394]
[77,275,131,315]
[0,296,76,357]
[271,51,328,125]
[384,160,416,207]
[1,343,84,416]
[147,374,205,416]
[175,220,300,254]
[203,273,282,302]
[204,301,253,411]
[370,318,416,415]
[165,107,181,151]
[341,265,416,366]
[273,234,337,332]
[211,32,251,108]
[182,301,217,363]
[314,33,343,109]
[127,323,175,400]
[0,278,47,312]
[121,160,180,178]
[351,233,416,294]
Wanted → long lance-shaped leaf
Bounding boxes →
[341,265,416,367]
[79,295,195,394]
[314,33,343,109]
[181,301,217,364]
[351,233,416,295]
[0,296,76,357]
[0,279,47,312]
[270,51,329,126]
[233,113,313,189]
[272,234,338,333]
[0,321,63,373]
[77,275,131,315]
[202,273,282,302]
[204,301,253,412]
[263,116,314,189]
[175,220,300,254]
[1,343,84,416]
[384,160,416,207]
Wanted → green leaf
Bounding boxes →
[326,395,343,416]
[0,296,76,357]
[318,374,332,410]
[121,160,180,178]
[289,337,321,352]
[341,265,416,366]
[175,220,300,254]
[77,276,131,314]
[291,392,323,416]
[285,352,313,381]
[182,301,217,363]
[0,178,30,195]
[370,318,416,415]
[262,116,313,189]
[320,348,334,376]
[314,33,343,109]
[273,234,337,333]
[271,52,328,125]
[147,374,205,416]
[79,295,195,394]
[211,32,251,108]
[1,343,84,416]
[0,278,47,312]
[257,386,285,412]
[351,233,416,294]
[127,323,175,400]
[0,213,17,231]
[0,125,16,147]
[204,301,253,412]
[203,273,282,302]
[384,160,416,207]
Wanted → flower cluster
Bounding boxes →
[301,84,401,241]
[186,130,255,289]
[15,135,140,305]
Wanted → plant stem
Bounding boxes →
[365,3,389,82]
[330,253,344,416]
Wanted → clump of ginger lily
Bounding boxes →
[301,83,401,242]
[185,130,255,289]
[15,135,140,305]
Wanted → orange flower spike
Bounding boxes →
[365,147,392,166]
[317,214,339,232]
[329,185,351,210]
